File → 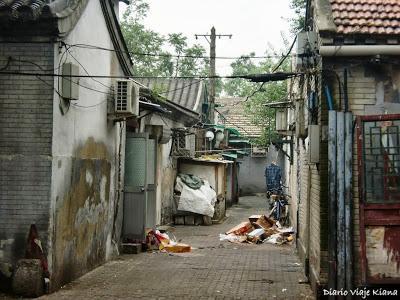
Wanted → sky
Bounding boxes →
[120,0,295,75]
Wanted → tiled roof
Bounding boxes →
[330,0,400,35]
[216,98,263,138]
[139,78,206,115]
[0,0,52,22]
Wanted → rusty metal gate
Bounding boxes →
[357,114,400,284]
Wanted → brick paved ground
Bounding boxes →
[3,195,314,300]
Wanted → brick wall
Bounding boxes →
[0,42,54,263]
[290,71,330,292]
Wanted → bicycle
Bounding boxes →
[266,191,290,226]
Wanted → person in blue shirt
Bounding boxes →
[265,162,282,195]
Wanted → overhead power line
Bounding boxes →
[237,35,299,105]
[0,70,301,80]
[64,43,285,60]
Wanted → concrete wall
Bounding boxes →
[49,0,125,288]
[238,146,284,195]
[0,42,54,266]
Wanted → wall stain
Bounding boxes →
[383,227,400,271]
[52,138,112,289]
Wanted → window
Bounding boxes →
[361,117,400,203]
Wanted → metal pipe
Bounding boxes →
[344,112,353,298]
[344,69,349,112]
[319,45,400,56]
[328,111,337,296]
[324,85,334,111]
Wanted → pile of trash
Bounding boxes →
[146,228,191,253]
[219,215,294,245]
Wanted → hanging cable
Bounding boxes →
[65,43,285,60]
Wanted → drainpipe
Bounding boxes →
[343,69,349,112]
[319,45,400,56]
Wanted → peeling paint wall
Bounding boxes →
[366,226,400,279]
[159,142,177,224]
[52,139,112,286]
[49,0,125,288]
[143,114,185,225]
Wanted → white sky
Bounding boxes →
[120,0,295,75]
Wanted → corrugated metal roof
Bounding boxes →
[216,97,263,138]
[330,0,400,35]
[139,78,205,115]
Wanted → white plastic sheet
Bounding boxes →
[176,179,216,217]
[219,234,247,243]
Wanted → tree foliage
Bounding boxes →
[223,53,290,145]
[121,1,209,78]
[289,0,307,33]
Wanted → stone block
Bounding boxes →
[202,216,212,226]
[174,216,184,225]
[12,259,43,297]
[121,243,142,254]
[184,215,195,225]
[194,215,203,226]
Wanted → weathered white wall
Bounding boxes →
[49,0,125,288]
[140,114,186,225]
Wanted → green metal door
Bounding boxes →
[146,138,157,229]
[123,132,148,241]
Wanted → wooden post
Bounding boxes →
[328,111,337,295]
[209,27,216,123]
[344,112,353,297]
[336,112,346,294]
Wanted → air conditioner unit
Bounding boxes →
[115,80,139,116]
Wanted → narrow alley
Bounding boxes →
[40,195,313,300]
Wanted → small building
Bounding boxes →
[0,0,209,292]
[216,97,275,195]
[121,78,208,245]
[288,0,400,295]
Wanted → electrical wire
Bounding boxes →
[232,35,298,106]
[10,57,62,72]
[0,57,11,71]
[7,55,209,98]
[63,43,114,91]
[272,35,297,73]
[0,70,270,80]
[65,43,285,60]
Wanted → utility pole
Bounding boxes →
[195,27,232,123]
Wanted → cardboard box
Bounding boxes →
[225,221,253,235]
[164,243,191,253]
[254,215,275,230]
[249,215,262,224]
